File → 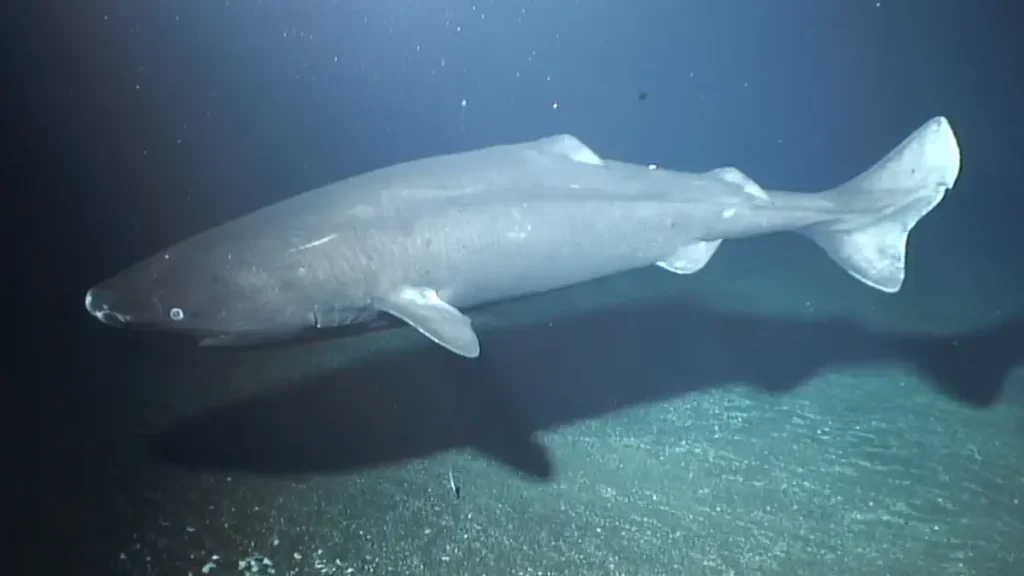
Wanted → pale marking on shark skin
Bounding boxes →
[290,233,338,253]
[507,225,531,240]
[402,286,443,307]
[348,205,374,219]
[507,208,531,240]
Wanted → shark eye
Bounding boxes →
[169,307,185,321]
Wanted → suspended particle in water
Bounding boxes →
[459,98,467,132]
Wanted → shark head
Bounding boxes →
[84,236,380,347]
[85,249,223,336]
[83,245,305,342]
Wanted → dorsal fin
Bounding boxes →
[533,134,604,165]
[708,167,769,201]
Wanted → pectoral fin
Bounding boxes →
[376,287,481,358]
[655,240,722,274]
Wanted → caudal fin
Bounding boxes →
[804,116,961,293]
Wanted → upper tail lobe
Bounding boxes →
[803,116,961,293]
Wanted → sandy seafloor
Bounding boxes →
[105,367,1021,575]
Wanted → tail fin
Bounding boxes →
[804,116,961,293]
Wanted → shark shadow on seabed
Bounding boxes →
[152,297,1024,480]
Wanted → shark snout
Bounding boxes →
[84,286,129,326]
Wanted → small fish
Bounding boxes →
[447,465,461,500]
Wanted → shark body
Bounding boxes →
[85,117,961,357]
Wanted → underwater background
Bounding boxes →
[12,1,1023,575]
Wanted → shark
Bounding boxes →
[84,116,961,358]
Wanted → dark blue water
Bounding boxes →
[14,1,1022,574]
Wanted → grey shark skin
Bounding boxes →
[84,117,961,358]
